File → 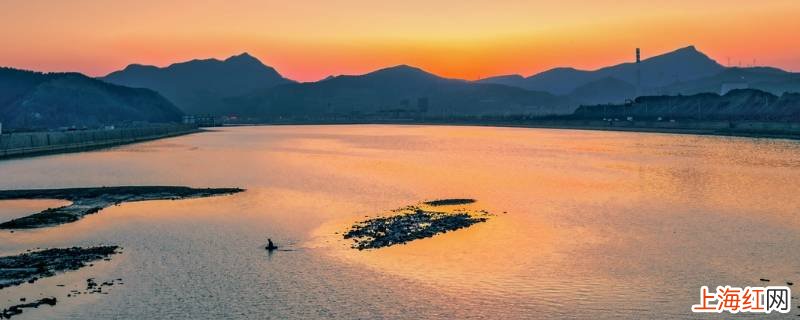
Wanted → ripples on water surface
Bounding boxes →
[0,125,799,319]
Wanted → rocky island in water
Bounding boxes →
[343,198,492,250]
[0,186,244,229]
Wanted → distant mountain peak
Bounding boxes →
[369,64,434,77]
[484,74,524,80]
[122,63,158,72]
[653,45,715,61]
[101,52,293,115]
[234,52,254,58]
[225,52,258,62]
[548,67,580,72]
[385,64,424,72]
[474,74,525,86]
[477,45,726,97]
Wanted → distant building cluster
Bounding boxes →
[375,97,430,119]
[183,115,220,127]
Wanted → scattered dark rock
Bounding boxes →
[344,199,491,250]
[1,297,56,319]
[788,281,794,286]
[422,198,476,206]
[760,278,770,282]
[0,186,244,229]
[82,278,122,294]
[0,246,119,289]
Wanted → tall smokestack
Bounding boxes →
[636,48,642,97]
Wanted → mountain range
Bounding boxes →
[479,46,800,105]
[2,46,800,129]
[0,67,182,129]
[100,46,800,118]
[227,65,571,118]
[479,46,725,94]
[101,53,293,115]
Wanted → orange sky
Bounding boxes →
[1,0,798,82]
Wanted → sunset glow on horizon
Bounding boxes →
[1,0,798,82]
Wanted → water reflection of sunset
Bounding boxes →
[1,126,798,318]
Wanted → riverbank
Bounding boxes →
[0,186,244,229]
[4,119,797,161]
[451,119,800,141]
[243,119,800,141]
[0,124,200,160]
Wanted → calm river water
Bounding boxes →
[1,125,799,319]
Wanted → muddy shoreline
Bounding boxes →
[0,186,244,229]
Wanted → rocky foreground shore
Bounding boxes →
[1,297,57,319]
[0,246,124,318]
[0,186,244,229]
[343,199,491,250]
[0,246,120,289]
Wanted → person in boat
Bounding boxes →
[266,238,278,251]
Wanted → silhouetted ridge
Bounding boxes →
[224,52,258,62]
[365,65,442,79]
[225,63,574,118]
[92,45,800,121]
[101,53,294,115]
[0,67,182,129]
[122,64,159,72]
[479,46,725,95]
[471,45,800,106]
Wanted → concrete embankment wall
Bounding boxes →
[0,125,199,159]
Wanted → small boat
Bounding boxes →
[265,238,278,251]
